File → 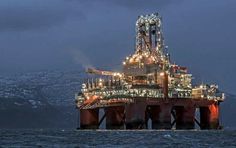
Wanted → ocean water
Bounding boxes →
[0,129,236,148]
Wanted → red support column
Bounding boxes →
[175,106,184,129]
[175,106,195,129]
[209,103,219,129]
[183,106,195,129]
[200,103,220,129]
[157,103,172,129]
[80,109,99,129]
[105,106,125,129]
[125,100,147,129]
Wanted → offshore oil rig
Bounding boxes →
[75,13,224,130]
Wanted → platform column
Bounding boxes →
[200,103,220,129]
[157,103,172,129]
[175,105,195,129]
[125,100,147,129]
[105,106,125,129]
[80,108,99,129]
[208,103,220,129]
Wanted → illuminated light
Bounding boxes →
[222,93,225,99]
[98,82,103,86]
[82,83,86,89]
[160,72,164,76]
[123,62,126,65]
[130,58,134,63]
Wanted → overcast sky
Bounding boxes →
[0,0,235,93]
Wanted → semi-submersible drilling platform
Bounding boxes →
[75,13,224,130]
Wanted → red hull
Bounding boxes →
[79,98,221,130]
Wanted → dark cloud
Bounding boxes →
[74,0,184,8]
[0,0,85,31]
[102,0,184,9]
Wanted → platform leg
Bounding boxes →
[105,106,125,129]
[80,109,99,129]
[125,101,147,129]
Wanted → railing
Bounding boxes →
[79,88,193,100]
[76,89,223,106]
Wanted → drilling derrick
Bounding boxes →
[75,13,224,130]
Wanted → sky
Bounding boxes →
[0,0,236,93]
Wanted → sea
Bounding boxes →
[0,129,236,148]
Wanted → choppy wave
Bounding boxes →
[0,129,236,147]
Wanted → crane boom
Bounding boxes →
[86,68,121,76]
